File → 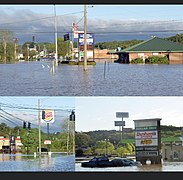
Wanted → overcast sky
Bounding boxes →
[0,5,183,43]
[75,96,183,132]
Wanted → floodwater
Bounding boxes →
[1,60,183,96]
[0,153,75,172]
[75,161,183,172]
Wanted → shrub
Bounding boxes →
[145,56,169,64]
[131,58,144,64]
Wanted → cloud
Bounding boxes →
[0,9,182,44]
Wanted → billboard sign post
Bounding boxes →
[133,118,162,165]
[115,112,129,142]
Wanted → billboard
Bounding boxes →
[114,121,125,126]
[78,33,94,39]
[73,30,84,39]
[78,33,94,47]
[135,131,158,139]
[136,151,158,157]
[41,109,55,123]
[116,112,129,118]
[135,138,158,146]
[133,118,162,164]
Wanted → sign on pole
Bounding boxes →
[44,140,52,145]
[114,121,125,126]
[116,112,129,118]
[41,109,55,123]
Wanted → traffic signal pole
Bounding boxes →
[38,99,41,156]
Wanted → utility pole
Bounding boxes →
[122,117,124,141]
[54,4,58,67]
[84,4,87,71]
[13,38,18,60]
[67,118,70,155]
[26,44,29,62]
[38,99,41,156]
[72,120,75,154]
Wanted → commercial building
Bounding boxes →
[108,37,183,64]
[0,136,23,153]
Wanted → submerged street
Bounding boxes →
[1,60,183,96]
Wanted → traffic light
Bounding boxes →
[69,110,75,121]
[23,121,26,128]
[64,33,69,41]
[28,122,31,130]
[42,110,45,119]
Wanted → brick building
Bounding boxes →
[108,37,183,64]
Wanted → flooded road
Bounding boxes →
[0,153,75,172]
[1,61,183,96]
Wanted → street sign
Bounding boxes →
[116,112,129,118]
[114,121,125,126]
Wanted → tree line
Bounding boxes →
[1,28,183,64]
[94,34,183,50]
[0,121,75,154]
[0,29,73,63]
[75,125,182,157]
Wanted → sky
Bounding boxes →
[75,96,183,132]
[0,5,183,43]
[1,96,183,133]
[0,96,75,133]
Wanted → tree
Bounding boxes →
[0,30,14,63]
[95,140,115,156]
[57,38,72,58]
[75,132,91,147]
[116,146,129,157]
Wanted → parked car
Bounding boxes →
[81,157,142,168]
[81,156,111,168]
[110,158,142,167]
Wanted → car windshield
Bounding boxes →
[90,158,97,162]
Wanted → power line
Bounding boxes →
[0,11,84,27]
[0,114,19,126]
[0,108,27,123]
[0,102,74,111]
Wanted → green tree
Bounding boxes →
[57,38,72,58]
[75,132,91,147]
[116,146,129,157]
[0,30,15,63]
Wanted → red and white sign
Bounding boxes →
[41,109,55,123]
[74,30,84,39]
[135,131,158,139]
[44,140,52,145]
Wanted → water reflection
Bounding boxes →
[0,153,75,171]
[75,161,183,172]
